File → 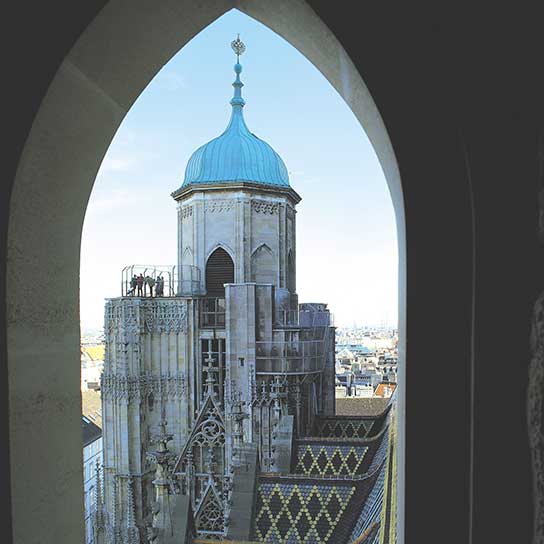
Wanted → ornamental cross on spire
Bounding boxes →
[231,34,246,61]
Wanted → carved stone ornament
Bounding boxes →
[195,486,225,536]
[174,390,228,539]
[101,372,187,401]
[181,205,193,220]
[105,299,140,334]
[141,299,188,333]
[286,203,296,217]
[105,299,188,335]
[251,200,279,214]
[204,200,234,214]
[529,290,544,544]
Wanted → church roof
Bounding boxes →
[82,415,102,447]
[293,428,389,478]
[179,37,290,190]
[252,411,392,544]
[81,344,105,361]
[312,407,391,440]
[335,397,390,417]
[82,389,103,428]
[374,382,397,398]
[253,472,381,543]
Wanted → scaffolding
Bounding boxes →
[256,310,334,375]
[199,297,226,328]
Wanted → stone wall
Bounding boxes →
[177,190,296,293]
[102,297,195,533]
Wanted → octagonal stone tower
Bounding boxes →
[171,51,300,314]
[99,38,335,543]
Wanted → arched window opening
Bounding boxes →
[205,247,234,297]
[6,5,411,544]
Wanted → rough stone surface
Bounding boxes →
[6,1,403,543]
[336,397,390,417]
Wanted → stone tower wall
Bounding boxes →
[177,189,296,296]
[101,297,196,533]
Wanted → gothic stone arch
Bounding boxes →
[182,246,194,266]
[251,243,275,285]
[6,2,406,543]
[205,247,235,297]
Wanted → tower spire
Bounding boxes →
[230,35,246,109]
[92,463,106,543]
[178,32,292,189]
[125,477,139,544]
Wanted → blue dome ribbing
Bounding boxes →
[181,58,290,188]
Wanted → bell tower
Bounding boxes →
[172,35,301,313]
[100,36,336,543]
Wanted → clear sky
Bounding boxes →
[80,9,398,332]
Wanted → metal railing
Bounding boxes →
[255,339,326,374]
[176,265,201,296]
[257,307,334,374]
[120,264,201,297]
[276,309,334,328]
[275,309,299,327]
[200,297,226,328]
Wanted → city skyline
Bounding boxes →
[80,9,398,331]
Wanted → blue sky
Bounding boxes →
[80,9,398,331]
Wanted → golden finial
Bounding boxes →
[231,34,246,61]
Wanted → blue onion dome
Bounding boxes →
[180,40,290,189]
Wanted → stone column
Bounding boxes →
[225,284,257,442]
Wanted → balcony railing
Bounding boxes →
[121,265,201,297]
[176,265,201,296]
[200,298,226,328]
[255,338,329,374]
[276,309,334,328]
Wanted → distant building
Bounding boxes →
[351,360,362,373]
[335,383,374,398]
[357,369,383,389]
[82,415,103,544]
[81,345,105,391]
[375,382,397,398]
[336,347,355,365]
[336,371,354,389]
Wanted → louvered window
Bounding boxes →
[205,248,234,297]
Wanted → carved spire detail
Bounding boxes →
[124,477,140,544]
